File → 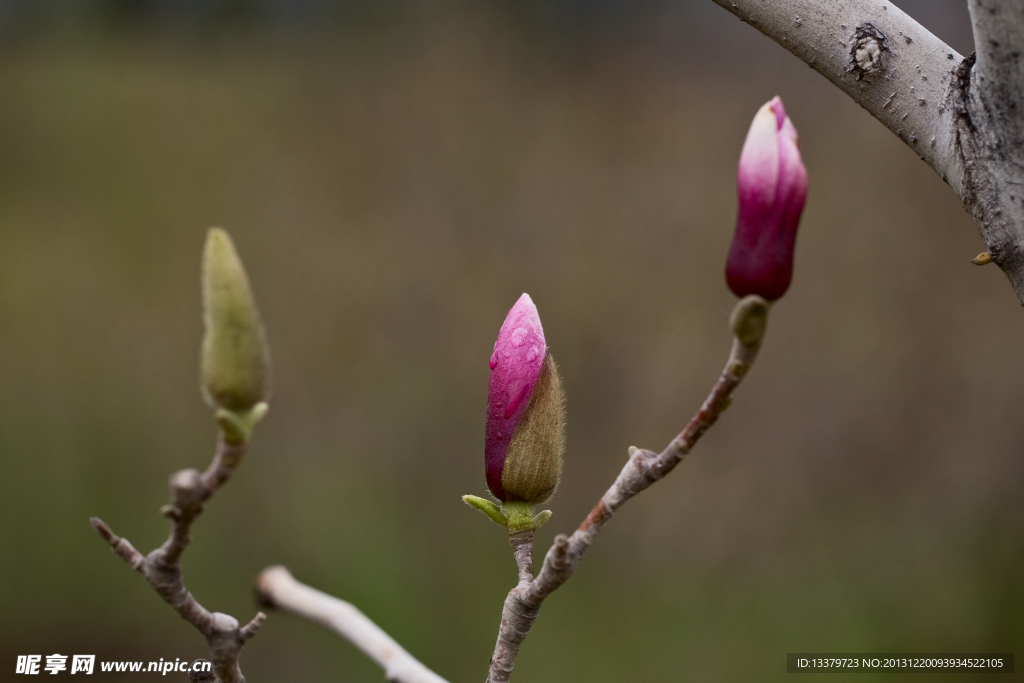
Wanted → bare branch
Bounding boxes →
[92,433,263,683]
[956,1,1024,296]
[968,0,1024,127]
[255,566,450,683]
[710,0,963,185]
[485,333,763,682]
[509,531,534,585]
[485,532,536,682]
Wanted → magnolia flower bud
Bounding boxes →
[485,294,565,506]
[201,228,271,413]
[726,96,808,301]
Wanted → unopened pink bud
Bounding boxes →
[726,96,808,301]
[485,294,565,504]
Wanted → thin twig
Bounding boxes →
[485,335,762,682]
[255,566,450,683]
[509,531,534,584]
[91,433,265,683]
[487,531,536,681]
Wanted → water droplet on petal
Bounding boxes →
[526,345,540,363]
[504,380,530,419]
[510,327,528,348]
[489,349,498,370]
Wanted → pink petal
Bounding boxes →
[726,97,808,301]
[484,293,547,501]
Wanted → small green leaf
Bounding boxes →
[530,509,552,530]
[462,495,508,526]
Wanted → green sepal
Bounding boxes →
[502,500,553,533]
[462,495,508,526]
[463,496,554,532]
[216,402,269,444]
[530,509,552,530]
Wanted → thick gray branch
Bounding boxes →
[92,433,264,683]
[710,0,964,184]
[255,566,450,683]
[710,0,1024,305]
[958,1,1024,295]
[485,336,763,682]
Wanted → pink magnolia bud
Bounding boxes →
[485,294,565,504]
[726,96,809,301]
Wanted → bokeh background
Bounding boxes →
[0,1,1019,681]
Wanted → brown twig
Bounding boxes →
[486,531,536,681]
[91,433,265,683]
[485,335,762,682]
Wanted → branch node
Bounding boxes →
[188,660,216,683]
[170,468,208,510]
[849,23,889,80]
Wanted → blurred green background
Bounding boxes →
[0,1,1020,681]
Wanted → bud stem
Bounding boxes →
[215,402,269,445]
[501,501,535,533]
[502,501,552,533]
[729,295,771,347]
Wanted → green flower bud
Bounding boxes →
[200,228,271,413]
[729,295,770,347]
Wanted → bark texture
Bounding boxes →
[486,531,537,682]
[957,1,1024,296]
[711,0,1024,305]
[92,434,265,683]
